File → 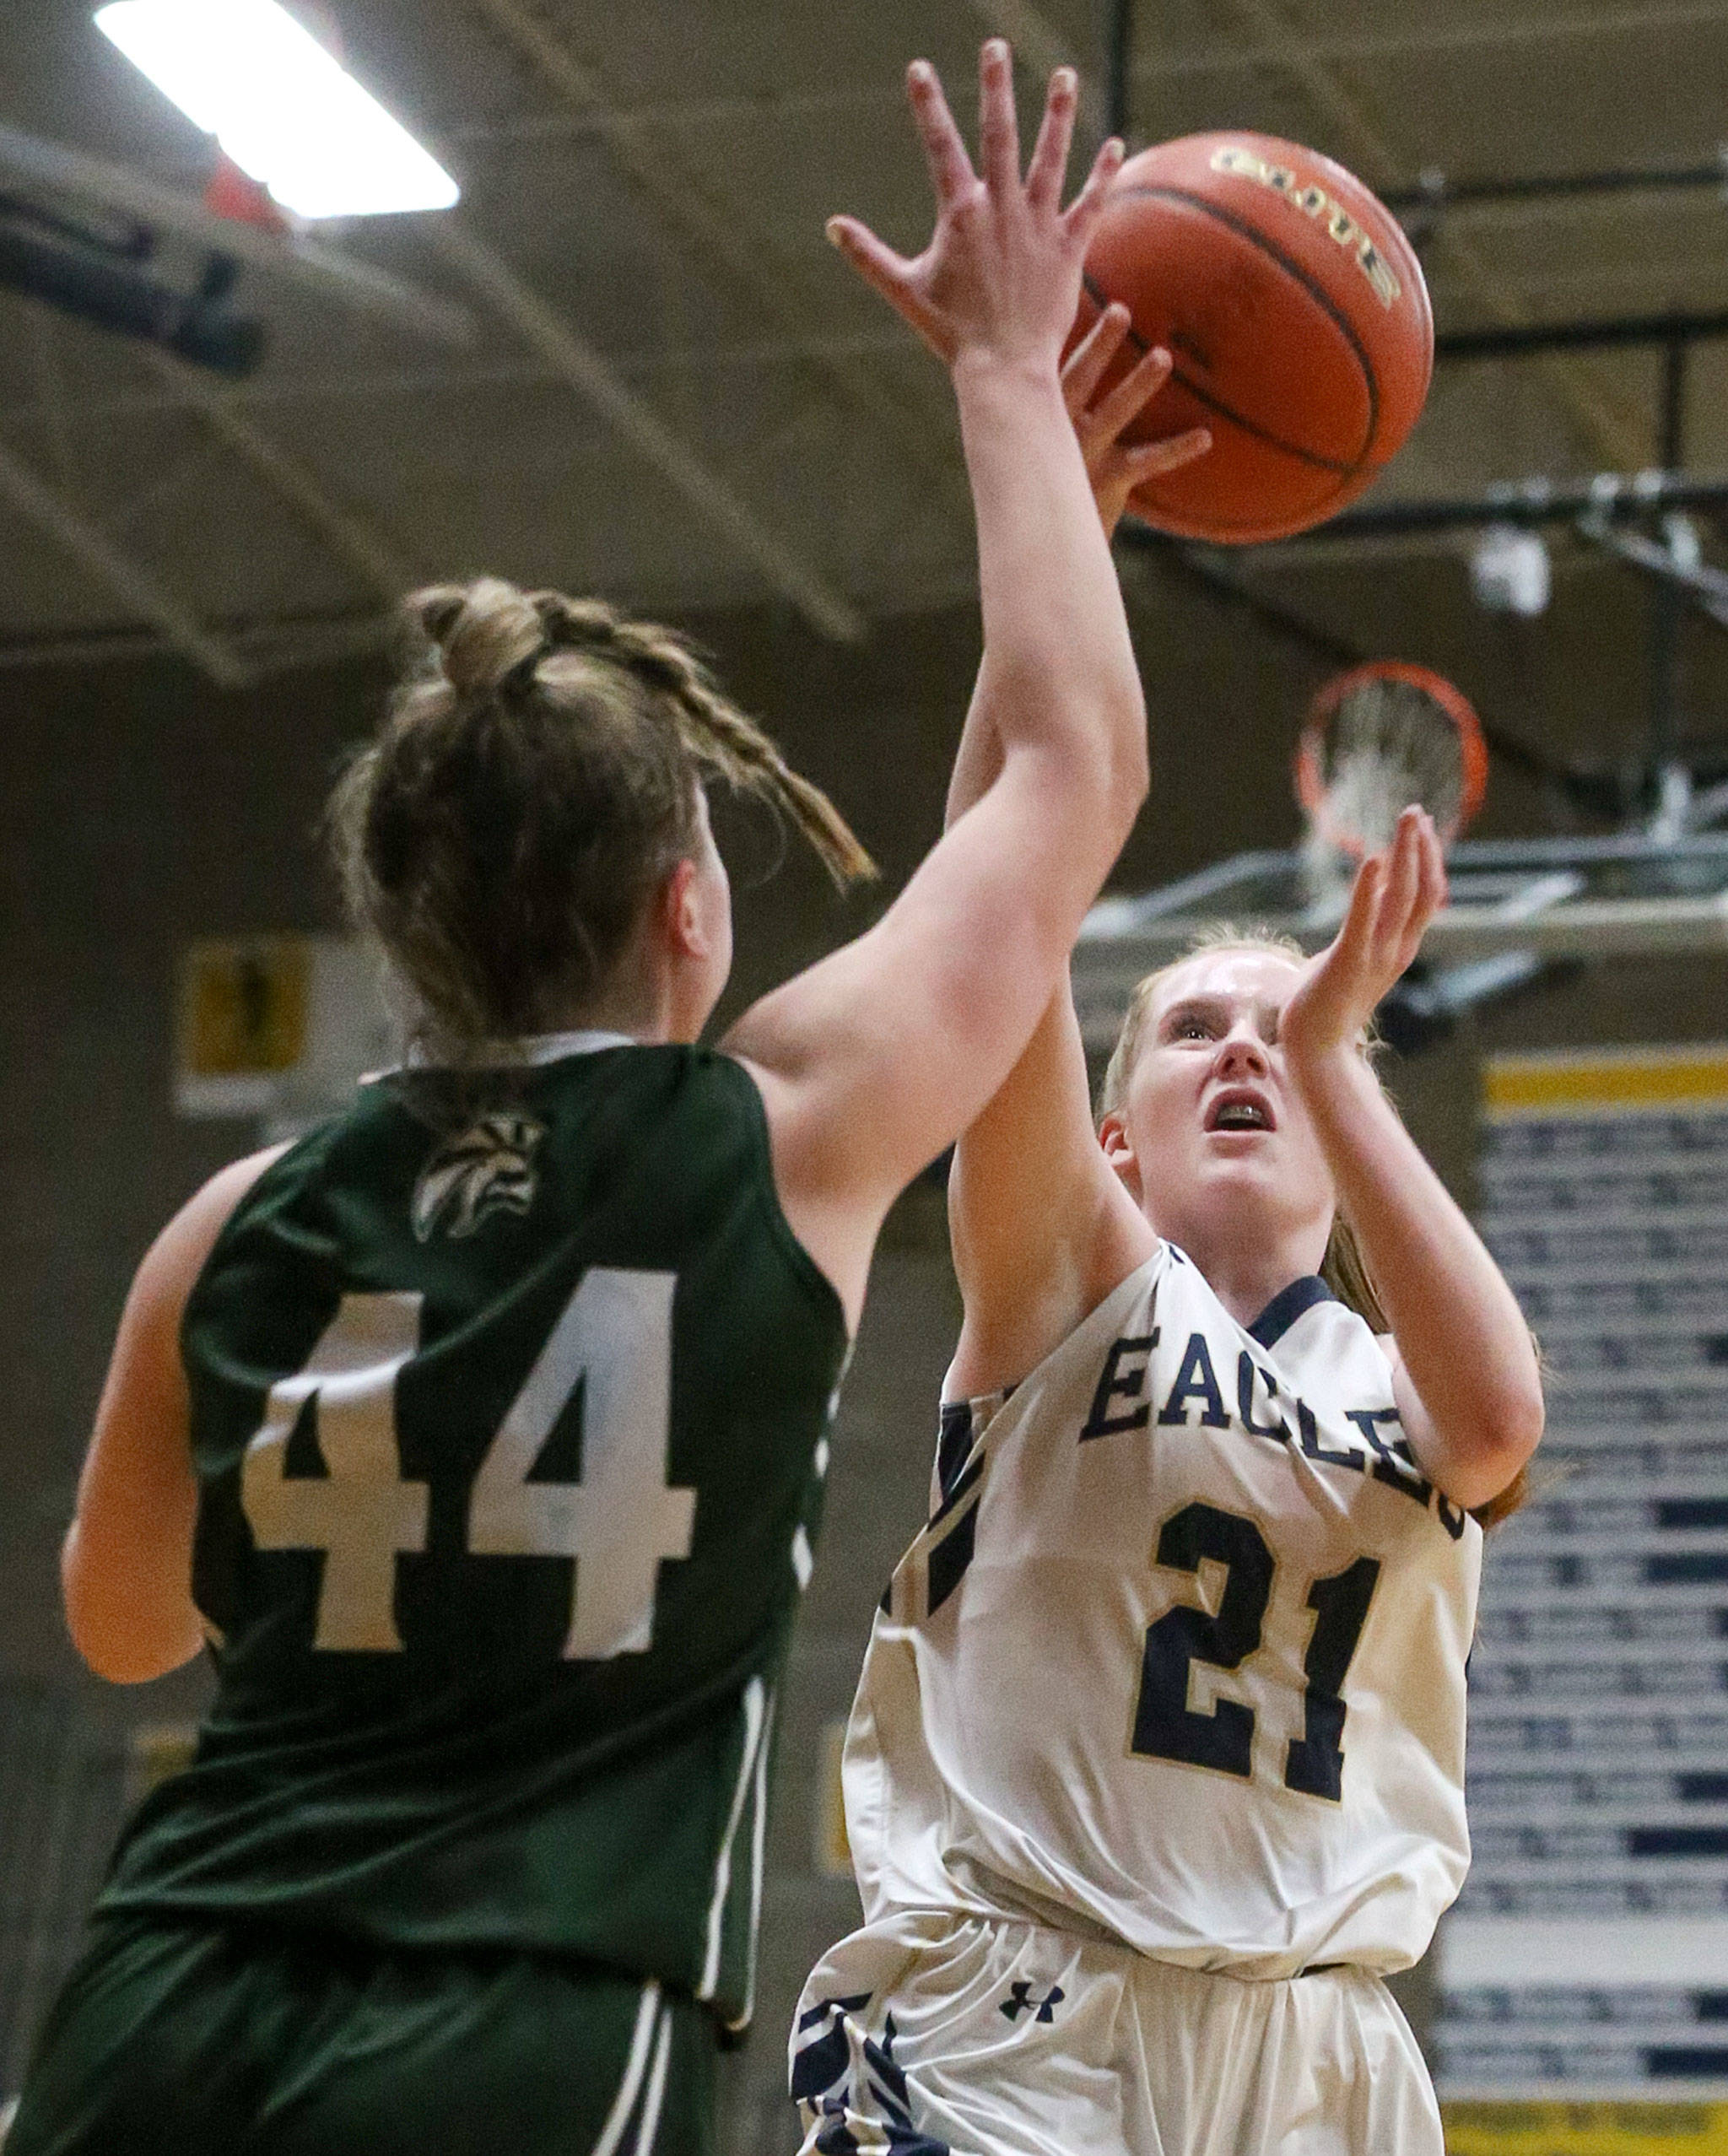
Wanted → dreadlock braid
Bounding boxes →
[329,577,872,1047]
[526,592,876,888]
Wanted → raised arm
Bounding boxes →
[726,46,1157,1331]
[943,313,1209,1394]
[1281,808,1545,1510]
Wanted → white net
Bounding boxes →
[1320,674,1470,843]
[1302,674,1472,903]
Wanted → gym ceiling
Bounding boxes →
[1,0,1725,816]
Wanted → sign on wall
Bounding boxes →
[1438,1045,1728,2143]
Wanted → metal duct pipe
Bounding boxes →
[1197,471,1728,543]
[1384,157,1728,215]
[1438,308,1728,360]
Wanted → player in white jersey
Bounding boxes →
[791,354,1545,2154]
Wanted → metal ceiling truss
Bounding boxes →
[1384,155,1728,219]
[2,286,419,670]
[2,48,874,656]
[0,435,251,686]
[1134,1,1728,80]
[429,217,865,642]
[464,0,970,518]
[441,6,1728,143]
[143,351,419,605]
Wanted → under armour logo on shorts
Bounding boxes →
[1000,1981,1064,2024]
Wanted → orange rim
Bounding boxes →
[1293,661,1488,856]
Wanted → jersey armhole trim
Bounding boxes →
[938,1244,1166,1435]
[176,1119,340,1380]
[718,1053,850,1348]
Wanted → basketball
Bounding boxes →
[1072,132,1433,543]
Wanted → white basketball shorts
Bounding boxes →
[789,1911,1442,2156]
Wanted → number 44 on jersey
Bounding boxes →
[239,1271,697,1657]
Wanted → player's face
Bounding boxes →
[1104,949,1336,1260]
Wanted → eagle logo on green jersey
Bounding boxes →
[412,1112,545,1241]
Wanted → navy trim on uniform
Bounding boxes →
[935,1400,975,1507]
[1248,1275,1336,1351]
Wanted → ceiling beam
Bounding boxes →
[0,611,392,677]
[0,334,936,429]
[144,351,418,605]
[430,219,865,642]
[1385,160,1728,218]
[463,0,964,512]
[1239,468,1728,540]
[23,302,78,495]
[446,2,1728,140]
[1137,0,1728,77]
[1438,308,1728,362]
[0,436,251,686]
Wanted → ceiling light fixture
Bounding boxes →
[94,0,459,219]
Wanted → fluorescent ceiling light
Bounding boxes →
[94,0,458,219]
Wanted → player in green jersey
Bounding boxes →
[8,44,1207,2156]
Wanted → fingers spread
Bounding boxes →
[825,217,955,359]
[1341,850,1385,959]
[1383,808,1423,939]
[907,59,976,207]
[1024,65,1077,210]
[1093,339,1174,438]
[977,38,1021,197]
[1061,302,1131,417]
[1063,135,1125,245]
[1418,813,1449,919]
[1124,426,1212,481]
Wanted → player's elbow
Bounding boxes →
[996,657,1148,836]
[62,1521,202,1684]
[1097,679,1150,829]
[1486,1359,1546,1467]
[1044,684,1150,854]
[1440,1385,1545,1515]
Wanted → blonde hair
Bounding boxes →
[331,578,875,1041]
[1097,924,1527,1528]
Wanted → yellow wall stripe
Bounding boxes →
[1444,2099,1728,2153]
[1484,1046,1728,1119]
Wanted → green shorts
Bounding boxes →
[7,1914,716,2156]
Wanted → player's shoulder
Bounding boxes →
[124,1143,292,1356]
[942,1240,1170,1452]
[1240,1273,1392,1398]
[156,1144,293,1283]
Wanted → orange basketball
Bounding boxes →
[1071,132,1433,543]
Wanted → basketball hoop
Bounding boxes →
[1295,662,1488,877]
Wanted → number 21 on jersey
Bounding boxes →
[239,1270,696,1658]
[1131,1500,1380,1803]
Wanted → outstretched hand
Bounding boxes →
[1061,305,1211,538]
[1282,807,1447,1067]
[826,41,1124,374]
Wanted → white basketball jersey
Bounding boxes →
[844,1243,1482,1980]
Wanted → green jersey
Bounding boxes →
[99,1036,848,2031]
